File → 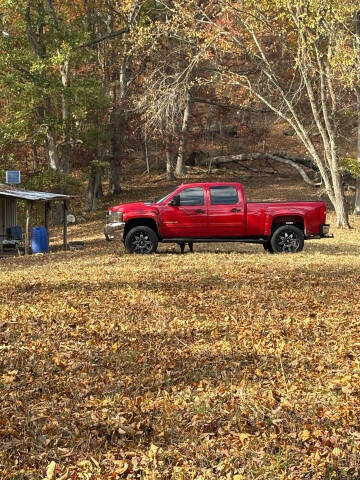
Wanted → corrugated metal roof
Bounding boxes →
[0,184,71,202]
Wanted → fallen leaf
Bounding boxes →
[114,460,129,474]
[1,374,16,384]
[332,447,341,457]
[301,429,311,442]
[46,461,56,480]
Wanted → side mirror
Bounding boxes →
[168,195,180,206]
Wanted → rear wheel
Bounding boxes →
[271,225,304,253]
[124,226,158,254]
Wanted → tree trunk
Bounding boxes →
[144,133,150,174]
[109,157,122,195]
[60,58,71,175]
[32,144,39,170]
[63,200,68,251]
[106,8,124,196]
[166,137,175,180]
[354,177,360,216]
[108,108,122,195]
[107,1,140,189]
[354,12,360,215]
[25,201,32,255]
[46,129,60,171]
[54,57,71,226]
[175,91,191,177]
[85,162,103,211]
[166,151,175,180]
[332,172,350,227]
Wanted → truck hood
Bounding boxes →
[109,202,159,214]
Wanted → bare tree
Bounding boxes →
[175,88,191,177]
[189,1,355,226]
[106,0,144,195]
[354,11,360,215]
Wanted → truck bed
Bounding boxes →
[246,201,326,237]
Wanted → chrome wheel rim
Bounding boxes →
[276,231,300,252]
[131,231,153,253]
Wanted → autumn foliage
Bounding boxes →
[0,172,359,480]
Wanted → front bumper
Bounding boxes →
[104,222,125,241]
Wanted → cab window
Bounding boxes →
[210,186,239,205]
[179,187,204,206]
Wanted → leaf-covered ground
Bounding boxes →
[1,174,360,480]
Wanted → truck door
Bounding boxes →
[207,185,246,237]
[161,186,208,238]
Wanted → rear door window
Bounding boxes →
[210,186,239,205]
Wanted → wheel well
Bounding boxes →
[271,216,304,234]
[124,218,159,238]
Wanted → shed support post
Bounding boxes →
[44,202,50,249]
[25,201,32,255]
[63,200,68,251]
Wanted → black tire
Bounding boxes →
[271,225,304,253]
[263,241,274,253]
[124,226,158,254]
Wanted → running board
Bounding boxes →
[161,238,267,244]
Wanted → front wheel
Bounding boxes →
[263,241,274,253]
[271,225,304,253]
[124,226,158,254]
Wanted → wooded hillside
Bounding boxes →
[1,1,360,225]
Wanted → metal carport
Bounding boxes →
[0,184,72,255]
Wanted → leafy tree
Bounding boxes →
[0,1,108,181]
[180,0,360,226]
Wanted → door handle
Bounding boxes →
[231,208,242,213]
[194,209,205,214]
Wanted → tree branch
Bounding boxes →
[74,27,129,50]
[191,97,270,113]
[206,152,321,186]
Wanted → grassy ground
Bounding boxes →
[0,171,360,480]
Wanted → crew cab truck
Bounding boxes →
[104,182,331,254]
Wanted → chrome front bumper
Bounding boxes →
[104,222,125,241]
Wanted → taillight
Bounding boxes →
[319,205,326,224]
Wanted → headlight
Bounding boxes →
[107,210,123,223]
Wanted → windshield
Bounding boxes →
[154,188,178,204]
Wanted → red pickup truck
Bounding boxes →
[104,182,330,253]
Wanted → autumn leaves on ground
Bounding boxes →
[1,174,360,480]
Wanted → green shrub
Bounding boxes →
[339,157,360,176]
[24,168,81,195]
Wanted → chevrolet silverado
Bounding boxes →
[104,182,331,253]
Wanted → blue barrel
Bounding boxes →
[31,227,49,253]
